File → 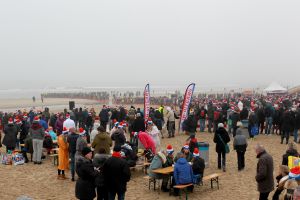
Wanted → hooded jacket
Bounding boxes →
[256,151,274,193]
[29,122,45,140]
[111,129,126,147]
[282,148,299,166]
[92,131,112,154]
[233,128,248,152]
[2,124,18,148]
[174,158,194,185]
[213,127,230,153]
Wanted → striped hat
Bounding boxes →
[33,116,40,122]
[183,143,189,150]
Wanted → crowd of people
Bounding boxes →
[1,93,300,199]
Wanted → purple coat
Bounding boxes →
[55,119,64,134]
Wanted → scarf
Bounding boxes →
[112,152,121,158]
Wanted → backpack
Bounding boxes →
[214,111,220,121]
[200,110,205,117]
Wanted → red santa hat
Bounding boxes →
[183,143,189,150]
[8,118,13,124]
[62,127,68,134]
[79,127,86,136]
[66,114,70,118]
[193,148,200,157]
[95,116,100,121]
[166,144,174,154]
[15,119,22,124]
[33,116,40,122]
[23,114,28,118]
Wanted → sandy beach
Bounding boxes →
[0,129,288,200]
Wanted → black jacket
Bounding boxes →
[75,156,98,200]
[213,127,230,153]
[132,117,145,132]
[256,151,274,193]
[99,109,109,122]
[295,110,300,130]
[2,124,18,148]
[103,156,131,193]
[111,130,126,147]
[192,157,205,175]
[183,115,197,133]
[281,111,295,132]
[67,132,79,154]
[282,149,299,166]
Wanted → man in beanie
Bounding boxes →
[75,147,98,200]
[67,127,79,181]
[192,148,205,184]
[103,146,131,200]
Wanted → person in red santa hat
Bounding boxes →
[192,148,205,184]
[29,116,45,164]
[75,128,88,161]
[63,113,75,131]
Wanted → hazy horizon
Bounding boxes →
[1,0,300,90]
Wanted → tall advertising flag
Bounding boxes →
[144,84,150,122]
[180,83,196,131]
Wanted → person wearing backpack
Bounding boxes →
[213,123,230,172]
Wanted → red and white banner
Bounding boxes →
[144,84,150,122]
[180,83,196,130]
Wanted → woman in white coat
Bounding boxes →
[146,120,161,151]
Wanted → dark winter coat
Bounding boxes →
[55,118,64,134]
[93,154,110,187]
[132,117,145,132]
[75,156,98,200]
[281,111,295,132]
[198,108,207,120]
[256,151,274,193]
[183,115,197,133]
[240,108,249,120]
[207,105,214,120]
[294,110,300,130]
[2,124,18,148]
[20,120,30,141]
[67,132,79,154]
[230,112,240,128]
[213,127,230,153]
[257,108,265,123]
[111,130,126,147]
[249,112,258,127]
[282,149,299,166]
[103,156,131,193]
[192,157,205,175]
[99,109,109,122]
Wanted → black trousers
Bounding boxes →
[217,152,226,169]
[259,192,270,200]
[100,121,107,129]
[97,186,108,200]
[237,151,245,170]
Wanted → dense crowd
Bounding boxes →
[1,93,300,200]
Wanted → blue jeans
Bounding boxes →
[265,117,273,135]
[108,191,125,200]
[294,129,299,143]
[199,119,205,132]
[70,153,76,179]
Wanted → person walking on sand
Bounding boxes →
[57,127,69,180]
[255,144,274,200]
[233,127,248,171]
[213,123,230,172]
[67,127,79,181]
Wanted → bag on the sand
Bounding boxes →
[12,153,25,166]
[1,153,13,165]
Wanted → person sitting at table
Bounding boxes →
[161,145,175,192]
[173,152,194,196]
[148,151,167,180]
[174,143,193,163]
[48,126,57,141]
[192,148,205,185]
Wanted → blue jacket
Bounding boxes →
[49,130,57,141]
[174,158,193,185]
[39,119,48,130]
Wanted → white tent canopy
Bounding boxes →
[264,82,287,94]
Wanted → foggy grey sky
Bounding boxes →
[0,0,300,90]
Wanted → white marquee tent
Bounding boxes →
[264,82,287,94]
